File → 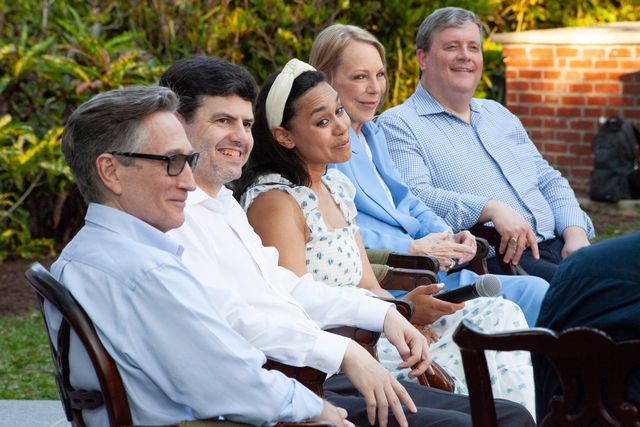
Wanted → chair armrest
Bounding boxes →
[326,326,381,359]
[264,359,327,397]
[376,296,414,320]
[449,236,490,276]
[386,253,439,272]
[379,267,437,292]
[469,224,528,275]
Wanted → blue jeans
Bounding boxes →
[487,238,563,283]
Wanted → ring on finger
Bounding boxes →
[508,236,518,246]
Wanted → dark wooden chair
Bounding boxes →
[469,224,528,275]
[378,266,438,291]
[374,236,492,292]
[24,262,333,427]
[453,319,640,427]
[385,253,440,272]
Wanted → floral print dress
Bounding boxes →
[241,169,535,418]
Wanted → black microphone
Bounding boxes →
[434,274,502,303]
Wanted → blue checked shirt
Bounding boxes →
[378,83,594,242]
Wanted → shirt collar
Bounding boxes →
[349,127,363,154]
[186,185,234,213]
[349,121,383,155]
[413,82,482,117]
[85,203,183,257]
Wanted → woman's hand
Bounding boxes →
[409,231,476,270]
[404,283,465,325]
[450,230,477,264]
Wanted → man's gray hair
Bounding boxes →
[61,85,178,204]
[416,7,483,51]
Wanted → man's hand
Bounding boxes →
[382,306,431,378]
[341,341,417,427]
[561,226,590,259]
[481,200,539,265]
[404,284,465,325]
[409,231,476,270]
[315,400,354,427]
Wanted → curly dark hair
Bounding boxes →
[232,69,328,200]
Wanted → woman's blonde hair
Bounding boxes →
[309,23,388,108]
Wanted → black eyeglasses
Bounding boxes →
[110,151,199,176]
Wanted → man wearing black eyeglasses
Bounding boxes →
[109,151,199,177]
[49,85,351,426]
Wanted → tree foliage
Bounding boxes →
[1,0,638,260]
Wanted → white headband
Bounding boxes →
[265,59,316,130]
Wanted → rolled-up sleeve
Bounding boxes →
[284,268,391,332]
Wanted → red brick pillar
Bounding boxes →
[492,23,640,192]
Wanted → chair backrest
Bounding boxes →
[453,319,640,427]
[24,262,134,427]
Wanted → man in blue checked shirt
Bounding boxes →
[378,7,594,282]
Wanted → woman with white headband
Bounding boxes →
[233,58,536,419]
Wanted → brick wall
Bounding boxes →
[492,23,640,192]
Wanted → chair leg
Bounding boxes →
[459,348,498,427]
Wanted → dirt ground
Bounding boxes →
[1,201,638,317]
[0,257,53,317]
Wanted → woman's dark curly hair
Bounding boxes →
[232,69,328,200]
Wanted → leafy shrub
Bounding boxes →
[1,0,638,260]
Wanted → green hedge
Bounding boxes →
[1,0,638,260]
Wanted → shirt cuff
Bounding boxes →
[555,210,595,240]
[307,330,350,375]
[395,237,412,254]
[276,378,324,423]
[460,195,491,228]
[355,295,393,332]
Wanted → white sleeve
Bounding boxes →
[276,265,392,332]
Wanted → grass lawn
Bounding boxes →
[1,209,638,400]
[0,310,57,399]
[593,219,640,242]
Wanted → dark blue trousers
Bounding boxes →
[487,238,564,282]
[534,232,640,419]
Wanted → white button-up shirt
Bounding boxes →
[169,186,391,375]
